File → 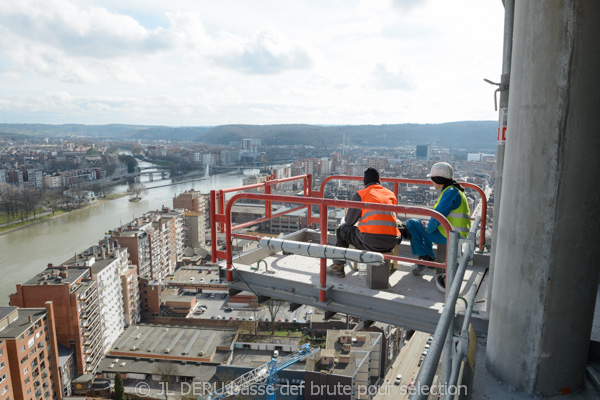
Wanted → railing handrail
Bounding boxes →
[216,192,452,302]
[211,174,313,262]
[316,175,488,250]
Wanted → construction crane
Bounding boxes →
[198,343,319,400]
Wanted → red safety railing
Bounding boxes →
[210,174,312,261]
[211,192,452,302]
[311,176,487,250]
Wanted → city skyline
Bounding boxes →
[0,0,504,126]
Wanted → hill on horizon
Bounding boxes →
[0,121,497,150]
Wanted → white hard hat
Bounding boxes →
[427,162,453,179]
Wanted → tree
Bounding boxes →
[44,190,64,216]
[264,299,286,335]
[1,185,20,223]
[154,362,179,400]
[127,183,147,201]
[114,372,125,400]
[21,188,40,218]
[91,183,113,198]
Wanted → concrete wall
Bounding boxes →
[486,1,600,395]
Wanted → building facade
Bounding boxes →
[0,305,62,400]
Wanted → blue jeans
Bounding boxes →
[406,218,447,259]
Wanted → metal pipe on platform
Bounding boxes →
[258,237,385,264]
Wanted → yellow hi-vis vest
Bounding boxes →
[434,186,471,238]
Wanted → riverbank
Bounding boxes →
[0,203,101,236]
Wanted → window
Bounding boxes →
[23,366,28,375]
[0,374,5,383]
[20,345,25,352]
[0,361,3,370]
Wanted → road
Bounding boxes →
[376,331,431,400]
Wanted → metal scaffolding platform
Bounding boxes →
[221,229,490,335]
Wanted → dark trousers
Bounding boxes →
[333,224,395,265]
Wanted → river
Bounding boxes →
[0,163,257,305]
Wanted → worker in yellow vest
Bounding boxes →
[406,162,471,292]
[329,168,401,278]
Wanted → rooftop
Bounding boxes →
[98,355,217,381]
[0,307,45,339]
[23,265,90,287]
[110,324,236,362]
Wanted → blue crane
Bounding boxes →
[198,343,319,400]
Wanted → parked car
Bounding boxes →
[211,293,216,298]
[204,293,210,298]
[199,278,205,283]
[189,277,194,281]
[221,293,228,299]
[224,307,233,312]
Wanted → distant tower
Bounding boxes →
[416,144,432,160]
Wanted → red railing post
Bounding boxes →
[265,183,272,220]
[218,190,225,233]
[319,203,328,302]
[210,190,217,263]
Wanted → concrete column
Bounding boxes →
[486,1,600,396]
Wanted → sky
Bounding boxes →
[0,0,505,127]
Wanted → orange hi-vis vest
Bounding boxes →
[356,185,400,236]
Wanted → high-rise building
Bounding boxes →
[416,144,432,160]
[0,305,62,400]
[173,190,208,248]
[10,265,103,375]
[0,339,15,400]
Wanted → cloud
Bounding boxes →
[370,63,415,90]
[0,0,175,59]
[389,0,429,12]
[209,29,313,75]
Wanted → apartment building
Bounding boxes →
[110,228,151,278]
[0,305,62,400]
[10,266,103,375]
[111,209,184,282]
[173,189,206,212]
[120,266,140,326]
[60,244,131,355]
[0,340,14,400]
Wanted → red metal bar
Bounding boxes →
[218,174,311,194]
[232,233,261,241]
[231,205,308,232]
[265,184,272,219]
[218,190,225,233]
[319,175,488,250]
[210,190,217,263]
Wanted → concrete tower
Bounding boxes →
[486,1,600,395]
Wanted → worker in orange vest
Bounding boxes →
[329,168,400,277]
